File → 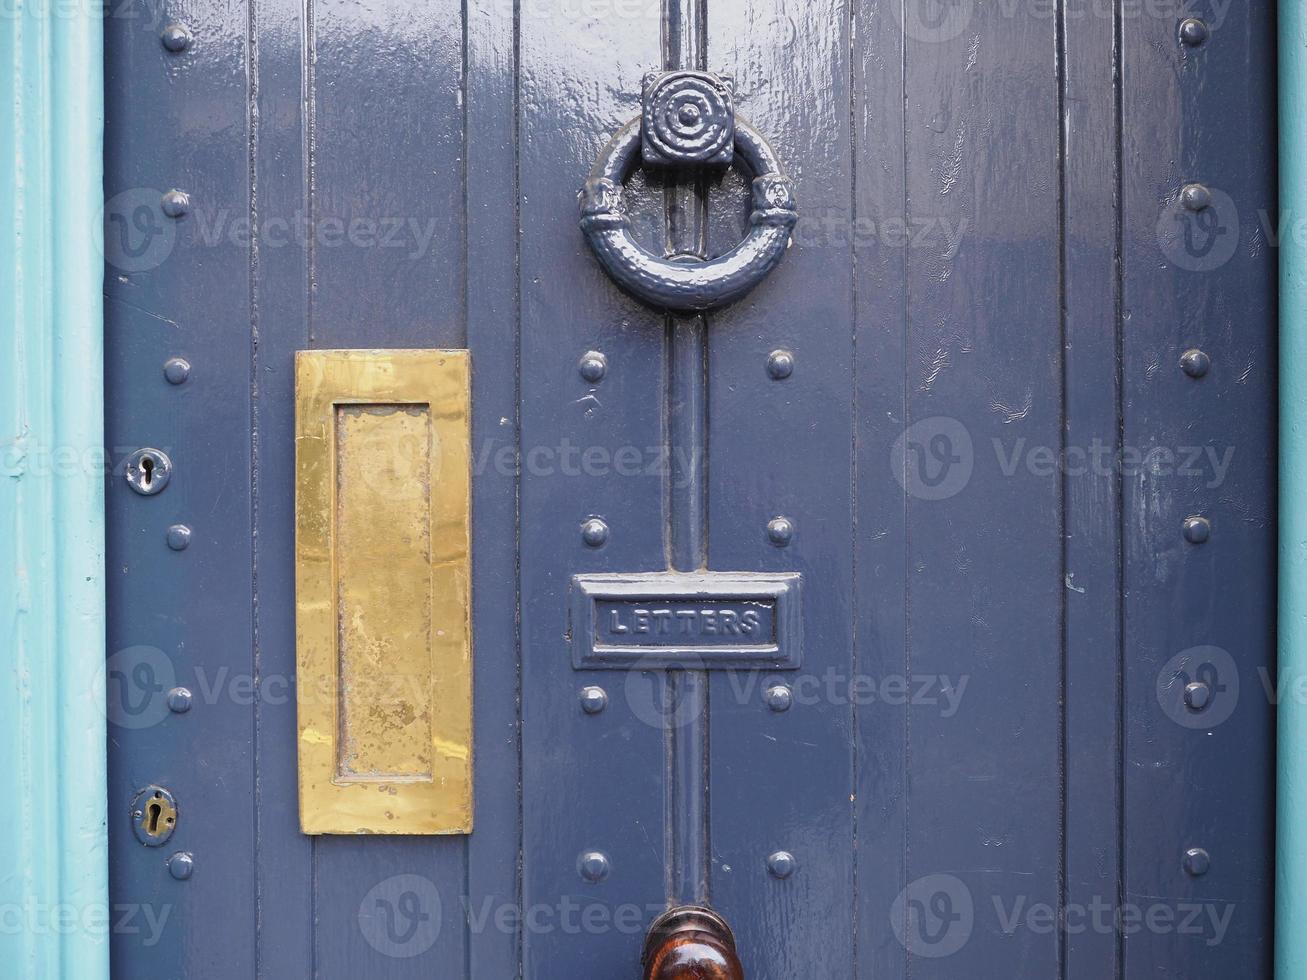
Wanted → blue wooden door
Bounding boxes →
[103,0,1277,975]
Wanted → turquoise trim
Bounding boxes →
[0,2,108,978]
[1282,3,1307,976]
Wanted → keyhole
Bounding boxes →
[131,784,178,845]
[125,448,171,496]
[143,791,174,838]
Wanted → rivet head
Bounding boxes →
[168,851,195,880]
[581,518,609,548]
[766,349,795,380]
[1184,681,1212,711]
[160,22,192,52]
[163,357,191,385]
[578,851,610,882]
[125,448,173,496]
[767,851,797,879]
[161,190,190,218]
[764,684,793,712]
[167,687,193,713]
[166,523,192,550]
[1180,348,1210,378]
[767,516,794,547]
[1181,183,1212,212]
[1179,17,1208,46]
[579,686,608,715]
[1183,515,1211,544]
[578,350,607,383]
[1183,847,1211,876]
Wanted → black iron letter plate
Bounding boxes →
[570,572,802,670]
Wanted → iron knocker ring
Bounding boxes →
[578,79,798,313]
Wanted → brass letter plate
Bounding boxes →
[295,349,471,835]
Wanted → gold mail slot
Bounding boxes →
[295,349,471,835]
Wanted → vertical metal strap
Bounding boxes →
[662,0,712,908]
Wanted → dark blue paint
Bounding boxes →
[1120,0,1277,973]
[703,3,856,976]
[1060,0,1123,974]
[104,0,1276,975]
[464,0,524,973]
[105,0,255,972]
[850,3,909,975]
[518,4,669,974]
[899,4,1065,978]
[247,0,313,971]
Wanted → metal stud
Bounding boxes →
[766,349,795,380]
[1183,515,1211,544]
[767,516,793,547]
[1184,681,1212,711]
[161,190,190,219]
[1183,847,1211,876]
[167,687,193,714]
[1181,183,1212,212]
[579,350,607,383]
[581,517,609,548]
[164,357,191,385]
[168,851,195,881]
[1180,348,1210,378]
[767,851,797,879]
[1179,17,1209,46]
[125,448,173,496]
[578,851,610,882]
[764,684,793,713]
[160,22,192,52]
[579,686,608,715]
[166,523,192,550]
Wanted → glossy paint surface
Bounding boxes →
[104,0,1276,975]
[1,3,108,978]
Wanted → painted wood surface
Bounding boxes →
[1,3,108,978]
[103,0,1277,975]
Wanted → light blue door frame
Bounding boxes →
[1282,4,1307,977]
[0,2,108,978]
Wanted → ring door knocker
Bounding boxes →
[579,70,798,312]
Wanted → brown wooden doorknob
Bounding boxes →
[642,906,744,980]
